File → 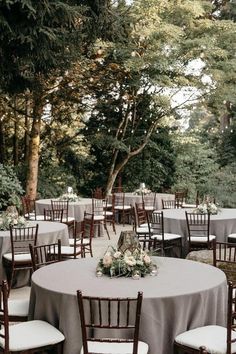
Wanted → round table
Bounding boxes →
[0,220,69,284]
[29,257,227,354]
[35,198,93,222]
[163,208,236,242]
[114,192,174,210]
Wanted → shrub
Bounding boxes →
[0,164,24,210]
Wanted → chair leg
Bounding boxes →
[104,222,110,240]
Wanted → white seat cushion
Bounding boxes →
[175,325,236,354]
[3,253,31,262]
[144,206,154,211]
[151,233,181,241]
[228,233,236,239]
[62,216,75,223]
[68,239,89,246]
[93,215,105,221]
[136,227,150,234]
[140,223,148,228]
[114,205,131,210]
[8,299,29,317]
[59,246,81,255]
[81,340,149,354]
[190,235,216,243]
[103,211,113,216]
[0,320,64,351]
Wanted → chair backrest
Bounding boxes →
[9,224,39,258]
[185,211,210,243]
[113,193,125,207]
[135,203,147,228]
[51,200,69,222]
[43,208,63,222]
[162,199,176,209]
[77,290,143,354]
[142,193,156,210]
[175,191,186,208]
[92,187,104,199]
[213,240,236,285]
[82,213,94,240]
[21,195,36,219]
[148,211,164,238]
[92,198,104,216]
[29,240,62,271]
[0,280,10,353]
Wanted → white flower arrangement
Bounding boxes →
[194,202,219,215]
[0,212,27,231]
[134,185,152,196]
[96,246,157,279]
[59,193,79,202]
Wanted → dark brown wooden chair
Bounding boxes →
[43,208,63,222]
[91,187,104,199]
[51,199,75,234]
[174,281,236,354]
[185,212,216,252]
[148,211,182,257]
[132,203,151,250]
[92,198,110,239]
[213,240,236,285]
[29,240,62,272]
[71,213,94,257]
[21,195,44,221]
[174,191,186,208]
[0,280,29,323]
[0,279,65,353]
[103,197,116,234]
[77,290,149,354]
[2,224,39,291]
[142,192,156,215]
[162,199,177,209]
[113,193,132,226]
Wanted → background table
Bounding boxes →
[36,198,93,222]
[163,208,236,243]
[29,257,227,354]
[0,220,69,284]
[114,192,175,210]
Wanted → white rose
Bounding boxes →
[125,256,136,267]
[113,251,121,259]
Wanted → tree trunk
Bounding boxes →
[24,96,30,162]
[0,118,5,163]
[26,90,43,200]
[13,97,19,166]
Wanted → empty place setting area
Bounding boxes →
[1,1,236,353]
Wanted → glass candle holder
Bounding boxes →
[150,264,158,276]
[132,270,140,280]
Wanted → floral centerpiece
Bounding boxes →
[96,246,157,279]
[59,193,79,202]
[134,183,152,196]
[58,186,80,202]
[0,211,27,231]
[194,202,219,215]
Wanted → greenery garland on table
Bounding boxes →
[58,193,79,202]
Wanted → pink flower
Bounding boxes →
[143,254,151,265]
[103,254,113,268]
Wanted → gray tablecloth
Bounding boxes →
[163,208,236,243]
[0,221,69,283]
[29,257,227,354]
[114,192,174,210]
[35,198,93,222]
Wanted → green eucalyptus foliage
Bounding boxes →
[0,164,24,210]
